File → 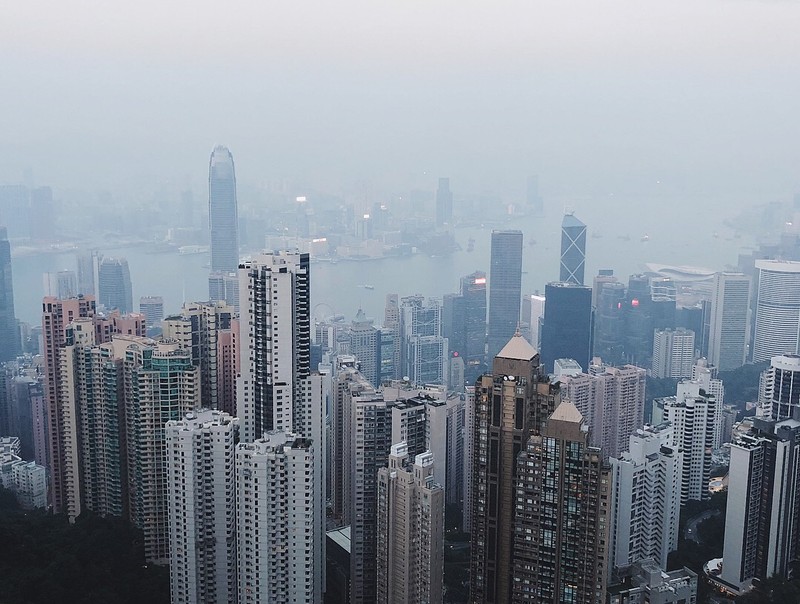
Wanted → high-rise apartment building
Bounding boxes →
[652,328,695,379]
[349,308,381,387]
[540,282,593,373]
[752,260,800,362]
[376,444,444,604]
[208,145,239,274]
[487,230,523,360]
[163,301,235,411]
[721,415,800,593]
[609,423,682,571]
[381,294,401,382]
[125,340,200,564]
[708,272,750,371]
[512,401,611,603]
[560,213,587,285]
[0,227,20,362]
[236,431,321,604]
[654,382,716,503]
[758,354,800,421]
[167,410,239,604]
[41,296,103,513]
[139,296,164,332]
[469,332,560,603]
[237,251,311,443]
[76,252,97,298]
[434,177,453,227]
[98,256,133,313]
[43,270,78,299]
[399,295,448,386]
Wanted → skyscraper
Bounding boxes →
[758,354,800,420]
[752,260,800,362]
[376,444,444,604]
[512,402,611,603]
[708,272,750,371]
[560,213,587,285]
[609,423,682,572]
[399,295,448,386]
[443,271,487,385]
[208,146,239,274]
[593,281,626,365]
[349,308,381,387]
[435,177,453,227]
[167,410,239,604]
[139,296,164,331]
[721,415,800,594]
[540,282,593,373]
[469,332,560,603]
[0,227,19,362]
[651,328,695,379]
[236,431,321,604]
[487,230,523,360]
[43,270,77,299]
[98,256,133,313]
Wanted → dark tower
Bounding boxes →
[488,230,523,360]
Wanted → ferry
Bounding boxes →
[178,245,210,255]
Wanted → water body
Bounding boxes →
[12,198,753,327]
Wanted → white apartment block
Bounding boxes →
[758,354,800,421]
[167,410,239,604]
[652,328,695,379]
[0,437,47,510]
[708,272,750,371]
[376,444,444,604]
[656,382,716,503]
[609,424,683,572]
[236,431,320,604]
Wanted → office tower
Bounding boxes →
[399,295,448,386]
[236,431,320,604]
[592,269,617,308]
[521,292,545,351]
[208,145,239,273]
[608,561,697,604]
[469,332,560,604]
[609,424,682,571]
[540,282,593,373]
[708,272,750,371]
[435,177,453,227]
[29,186,55,241]
[752,260,800,362]
[0,185,30,239]
[511,401,611,603]
[382,294,401,381]
[163,301,235,411]
[721,416,800,594]
[349,308,381,387]
[560,213,587,285]
[41,296,101,512]
[487,230,523,360]
[758,354,800,420]
[125,340,199,563]
[0,227,19,362]
[624,274,655,367]
[98,256,133,313]
[651,328,695,379]
[76,252,97,297]
[237,251,311,443]
[526,175,543,213]
[208,271,226,304]
[43,270,77,298]
[461,271,487,382]
[656,382,715,503]
[557,361,646,460]
[593,281,626,365]
[167,410,239,604]
[376,445,444,604]
[139,296,164,331]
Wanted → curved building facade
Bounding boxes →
[753,260,800,363]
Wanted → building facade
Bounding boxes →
[752,260,800,362]
[487,230,523,360]
[708,272,750,371]
[560,213,587,285]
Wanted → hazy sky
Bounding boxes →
[1,1,799,203]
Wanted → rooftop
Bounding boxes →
[497,330,536,361]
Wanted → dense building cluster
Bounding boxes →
[5,148,800,604]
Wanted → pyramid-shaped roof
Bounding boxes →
[561,213,585,228]
[549,400,583,424]
[497,331,537,361]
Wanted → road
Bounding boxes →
[684,509,720,543]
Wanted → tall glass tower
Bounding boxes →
[0,227,19,361]
[560,213,586,285]
[208,145,239,273]
[488,230,523,360]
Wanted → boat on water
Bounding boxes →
[640,234,650,242]
[362,284,375,290]
[178,245,210,255]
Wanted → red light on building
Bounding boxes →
[631,299,640,307]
